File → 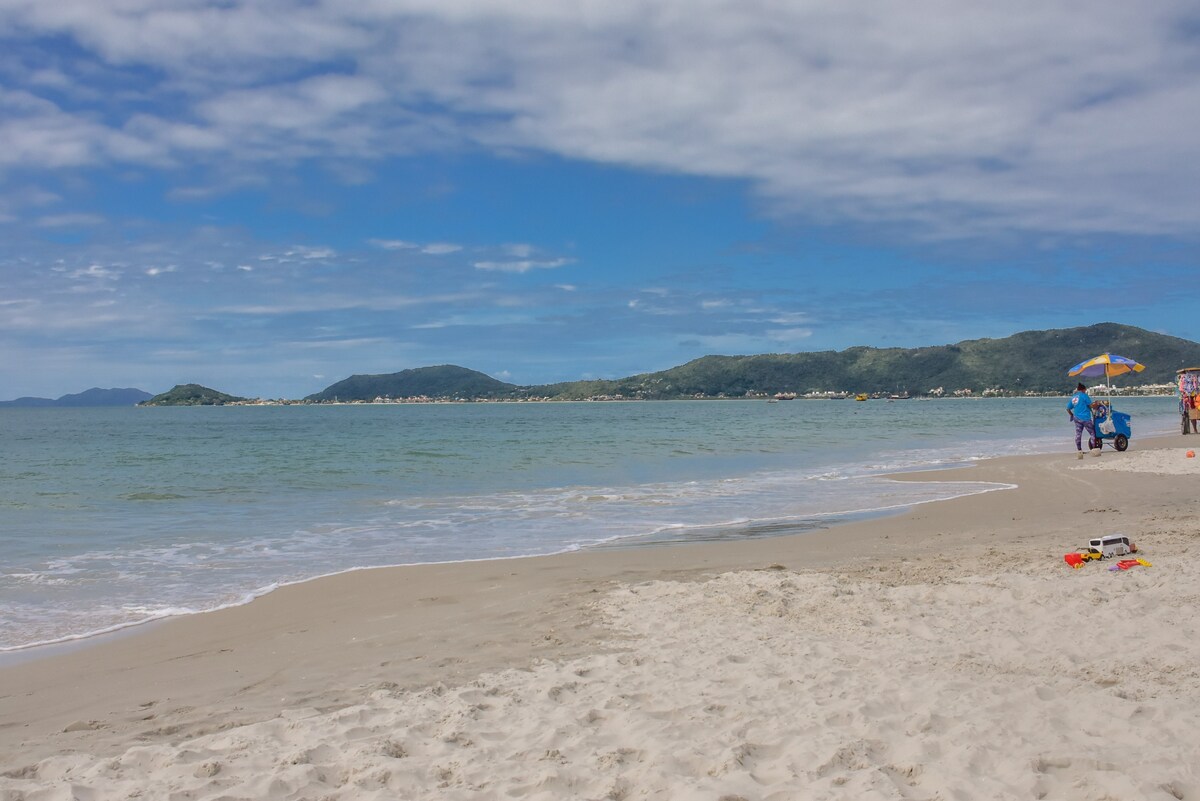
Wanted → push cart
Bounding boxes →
[1068,353,1144,452]
[1091,401,1131,451]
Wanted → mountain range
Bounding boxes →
[0,387,153,407]
[10,323,1199,407]
[304,322,1200,402]
[292,321,1200,402]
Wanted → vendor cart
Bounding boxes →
[1091,401,1131,451]
[1177,368,1200,435]
[1068,353,1145,452]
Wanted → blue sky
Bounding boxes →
[2,1,1199,398]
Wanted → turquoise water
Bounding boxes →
[0,397,1178,651]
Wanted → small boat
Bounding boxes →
[854,393,869,401]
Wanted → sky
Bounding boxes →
[2,0,1199,399]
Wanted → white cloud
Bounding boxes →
[1,1,1198,237]
[145,264,178,276]
[70,264,119,280]
[256,245,337,263]
[768,312,809,325]
[288,246,336,260]
[421,242,462,255]
[369,239,461,254]
[473,257,570,273]
[766,327,813,342]
[199,73,386,134]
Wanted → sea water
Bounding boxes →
[0,397,1178,652]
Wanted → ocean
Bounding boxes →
[0,396,1178,653]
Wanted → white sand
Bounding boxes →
[1073,446,1200,474]
[4,443,1199,800]
[4,534,1198,799]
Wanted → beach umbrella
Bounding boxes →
[1068,353,1145,382]
[1068,353,1145,402]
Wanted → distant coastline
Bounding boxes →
[10,322,1198,407]
[146,323,1200,405]
[141,389,1175,407]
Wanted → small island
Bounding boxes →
[139,384,248,406]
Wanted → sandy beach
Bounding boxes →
[3,436,1199,800]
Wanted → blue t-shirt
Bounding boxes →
[1068,390,1093,422]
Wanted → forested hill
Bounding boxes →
[539,323,1200,399]
[140,384,247,406]
[306,323,1200,401]
[305,365,517,402]
[0,387,152,407]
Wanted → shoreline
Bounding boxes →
[0,469,1017,659]
[0,465,1027,661]
[3,434,1198,794]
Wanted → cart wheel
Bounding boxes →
[1114,434,1128,452]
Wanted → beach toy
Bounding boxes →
[1064,553,1085,569]
[1188,450,1195,458]
[1115,559,1152,570]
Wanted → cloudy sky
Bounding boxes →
[2,0,1198,398]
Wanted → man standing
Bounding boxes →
[1067,382,1099,458]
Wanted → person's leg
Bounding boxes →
[1074,419,1085,451]
[1086,420,1098,453]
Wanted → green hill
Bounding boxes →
[305,365,519,402]
[140,384,247,406]
[304,323,1200,402]
[533,323,1200,399]
[0,387,152,407]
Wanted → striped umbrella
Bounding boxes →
[1068,353,1145,381]
[1068,353,1145,402]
